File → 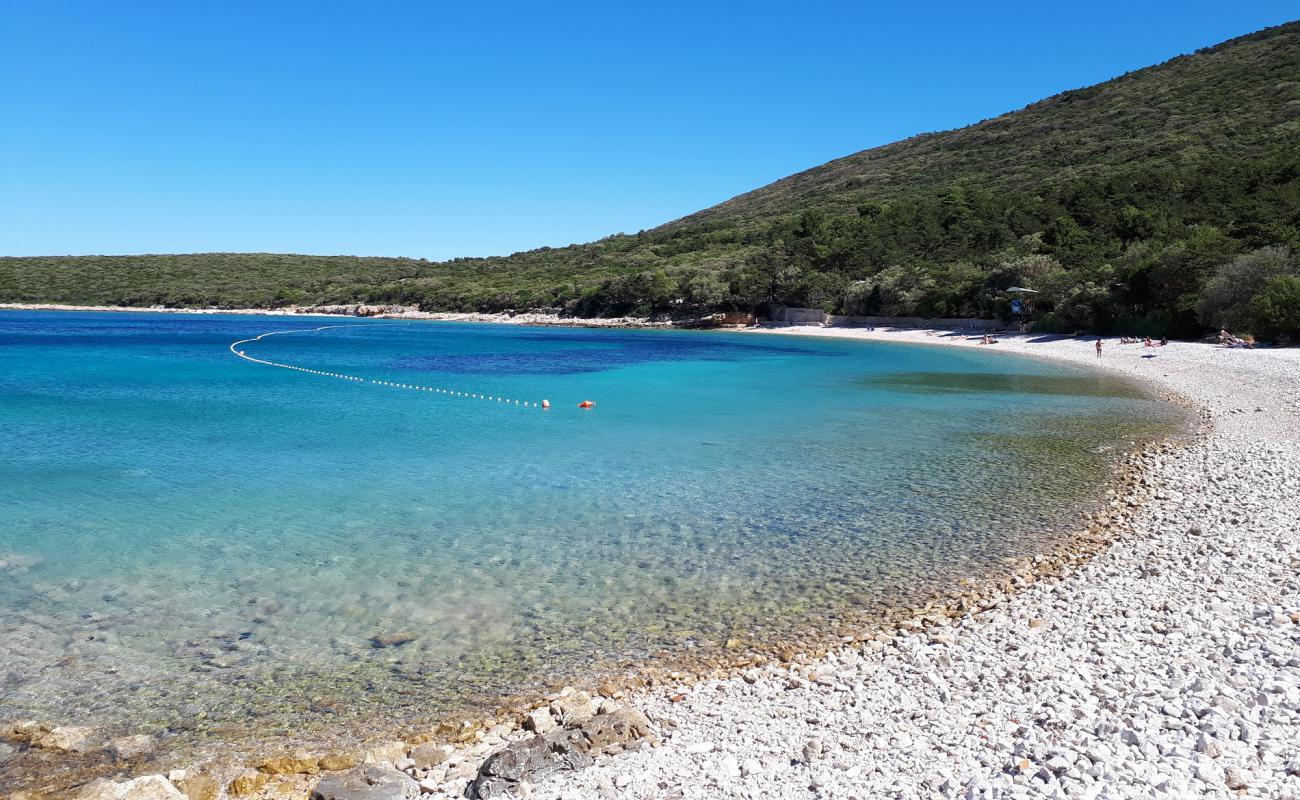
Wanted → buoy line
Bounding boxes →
[228,325,550,410]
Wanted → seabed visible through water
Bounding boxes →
[0,310,1189,792]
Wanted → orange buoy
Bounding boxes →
[541,399,551,409]
[578,400,595,409]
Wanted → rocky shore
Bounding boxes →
[4,327,1298,799]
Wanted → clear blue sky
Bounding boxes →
[1,2,1295,260]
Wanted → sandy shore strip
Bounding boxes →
[8,323,1300,800]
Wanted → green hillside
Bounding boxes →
[3,21,1299,337]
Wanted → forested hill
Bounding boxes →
[3,21,1299,339]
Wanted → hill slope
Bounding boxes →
[3,21,1299,337]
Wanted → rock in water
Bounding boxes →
[368,632,416,649]
[173,773,220,800]
[75,775,185,800]
[109,734,157,761]
[36,725,97,753]
[310,765,420,800]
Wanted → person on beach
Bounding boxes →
[1095,338,1103,358]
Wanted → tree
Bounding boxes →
[1250,276,1300,342]
[679,270,730,309]
[1199,246,1298,331]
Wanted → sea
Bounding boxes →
[0,310,1183,789]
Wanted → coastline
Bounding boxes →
[0,303,670,328]
[522,330,1299,798]
[5,315,1299,799]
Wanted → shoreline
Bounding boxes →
[5,316,1299,799]
[524,331,1298,798]
[0,303,671,328]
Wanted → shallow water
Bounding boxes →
[0,311,1180,786]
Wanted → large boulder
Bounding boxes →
[310,765,420,800]
[467,706,654,799]
[547,689,594,726]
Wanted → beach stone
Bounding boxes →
[408,741,452,769]
[173,773,219,800]
[75,779,125,800]
[361,740,408,766]
[318,751,363,771]
[36,725,97,753]
[310,765,420,800]
[2,720,50,744]
[227,770,269,797]
[0,741,15,760]
[1224,767,1248,790]
[549,690,595,726]
[467,708,652,798]
[76,775,186,800]
[260,749,320,774]
[524,706,558,734]
[119,776,187,800]
[802,738,824,763]
[468,734,592,799]
[576,707,653,751]
[109,734,156,761]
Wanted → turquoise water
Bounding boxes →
[0,311,1178,775]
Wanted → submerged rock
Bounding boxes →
[368,632,416,648]
[109,734,157,761]
[172,773,219,800]
[1,720,50,744]
[36,725,98,753]
[310,765,420,800]
[75,775,185,800]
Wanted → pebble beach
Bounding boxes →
[523,329,1300,800]
[5,323,1299,800]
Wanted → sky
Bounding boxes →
[1,2,1296,260]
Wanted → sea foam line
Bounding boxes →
[228,326,545,409]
